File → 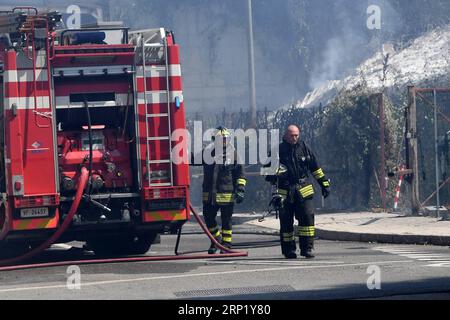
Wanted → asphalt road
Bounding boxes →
[0,223,450,300]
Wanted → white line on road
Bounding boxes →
[373,246,450,267]
[0,260,411,294]
[205,260,346,266]
[417,257,450,261]
[425,262,450,267]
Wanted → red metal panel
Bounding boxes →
[56,45,134,51]
[144,186,187,200]
[148,140,170,161]
[136,76,182,92]
[146,103,168,114]
[142,186,190,222]
[168,77,183,91]
[3,50,57,196]
[52,45,135,67]
[54,78,131,96]
[5,81,50,97]
[3,51,24,196]
[21,109,57,195]
[52,56,134,67]
[167,45,181,65]
[147,115,170,138]
[167,45,189,187]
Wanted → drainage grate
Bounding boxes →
[174,285,295,298]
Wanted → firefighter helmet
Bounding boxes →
[212,126,231,141]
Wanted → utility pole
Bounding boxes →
[379,93,387,211]
[433,90,441,219]
[407,86,420,215]
[247,0,257,129]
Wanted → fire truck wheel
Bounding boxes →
[87,233,158,256]
[0,242,31,259]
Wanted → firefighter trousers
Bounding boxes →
[203,203,234,247]
[279,198,315,255]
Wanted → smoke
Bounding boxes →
[309,31,367,89]
[308,0,403,90]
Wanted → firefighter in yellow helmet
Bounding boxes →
[200,126,246,254]
[266,125,330,259]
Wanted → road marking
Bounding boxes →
[373,246,450,267]
[206,260,346,266]
[0,260,410,293]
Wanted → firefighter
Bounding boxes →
[266,125,330,259]
[194,126,246,254]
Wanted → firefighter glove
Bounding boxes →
[235,191,245,204]
[271,194,284,210]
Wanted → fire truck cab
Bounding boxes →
[0,9,190,257]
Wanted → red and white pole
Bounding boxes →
[394,165,406,211]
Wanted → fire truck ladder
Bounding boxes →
[27,17,53,128]
[140,32,174,187]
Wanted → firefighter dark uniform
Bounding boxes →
[267,139,330,259]
[200,127,246,254]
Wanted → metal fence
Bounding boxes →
[411,88,450,218]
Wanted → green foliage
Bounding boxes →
[271,84,405,210]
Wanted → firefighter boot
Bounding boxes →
[281,232,297,259]
[284,251,297,259]
[301,250,315,259]
[281,242,297,259]
[208,242,218,254]
[220,241,232,254]
[300,238,315,259]
[220,229,232,254]
[299,225,315,259]
[207,226,221,254]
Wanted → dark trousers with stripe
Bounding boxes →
[279,199,315,255]
[203,203,234,246]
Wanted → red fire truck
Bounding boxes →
[0,8,190,257]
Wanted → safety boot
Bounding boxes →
[300,250,315,259]
[208,243,218,254]
[284,251,297,259]
[220,242,232,254]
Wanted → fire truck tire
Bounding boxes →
[0,242,31,259]
[87,233,158,256]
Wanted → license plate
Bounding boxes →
[20,207,49,218]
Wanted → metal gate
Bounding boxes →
[407,86,450,218]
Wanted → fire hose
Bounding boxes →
[0,166,89,268]
[0,98,247,272]
[0,185,247,271]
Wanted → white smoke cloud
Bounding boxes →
[308,0,403,90]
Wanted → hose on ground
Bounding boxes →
[0,200,248,272]
[0,166,89,267]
